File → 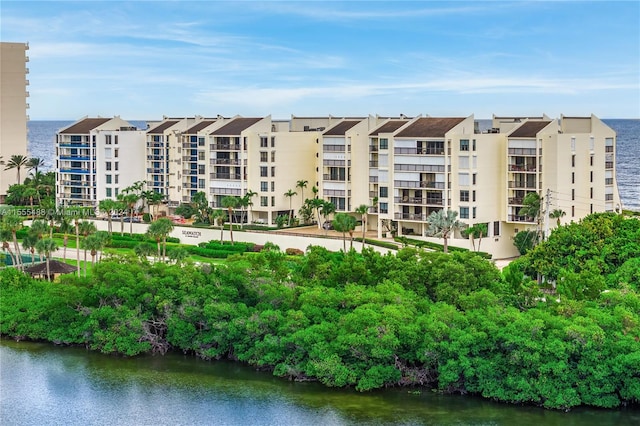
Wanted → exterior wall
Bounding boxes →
[95,129,146,202]
[0,42,29,202]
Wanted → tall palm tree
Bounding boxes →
[1,228,17,267]
[27,157,46,176]
[426,209,464,254]
[147,217,174,261]
[120,192,139,236]
[55,210,73,261]
[213,209,226,243]
[3,215,24,269]
[244,190,257,224]
[296,180,308,204]
[550,209,566,227]
[81,231,107,269]
[465,223,488,252]
[332,212,357,252]
[320,200,336,234]
[284,189,297,224]
[23,187,38,218]
[4,154,29,183]
[221,196,239,245]
[35,238,59,281]
[22,233,39,265]
[99,198,117,234]
[355,204,369,252]
[78,220,97,276]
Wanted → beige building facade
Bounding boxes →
[0,42,29,203]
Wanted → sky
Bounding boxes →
[2,0,639,120]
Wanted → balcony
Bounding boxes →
[394,180,445,189]
[394,212,427,221]
[147,181,166,188]
[369,161,379,167]
[508,181,537,189]
[508,148,536,156]
[508,197,524,205]
[62,180,92,187]
[508,164,537,172]
[369,145,378,152]
[210,143,241,151]
[147,168,165,174]
[210,173,241,180]
[395,197,443,206]
[323,145,346,152]
[508,214,535,223]
[394,164,445,173]
[323,174,345,181]
[59,155,92,161]
[61,193,91,200]
[394,147,445,155]
[147,155,164,160]
[369,176,378,183]
[59,168,91,174]
[59,142,90,148]
[210,158,241,165]
[147,142,165,148]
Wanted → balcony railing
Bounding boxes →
[59,142,90,148]
[147,168,165,174]
[146,155,164,160]
[323,174,345,181]
[394,180,445,189]
[508,197,524,205]
[59,168,91,174]
[394,213,427,221]
[508,164,537,172]
[210,143,241,151]
[59,155,93,161]
[210,173,241,180]
[147,142,165,148]
[605,146,614,153]
[147,181,166,187]
[508,215,535,223]
[323,145,345,152]
[182,156,198,162]
[605,178,614,185]
[369,161,379,167]
[369,145,378,152]
[394,147,445,155]
[395,197,443,206]
[605,162,614,169]
[508,148,536,156]
[394,164,445,173]
[369,176,378,183]
[210,158,241,165]
[62,180,92,187]
[508,181,537,189]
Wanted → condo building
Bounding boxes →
[54,113,621,258]
[0,42,29,203]
[55,117,145,207]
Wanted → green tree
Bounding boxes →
[244,189,257,224]
[296,180,308,205]
[426,209,464,253]
[55,209,73,262]
[23,187,38,218]
[1,227,17,266]
[27,157,46,177]
[284,189,297,224]
[320,200,336,234]
[4,154,29,183]
[333,212,357,252]
[213,209,227,243]
[550,208,566,227]
[355,204,369,252]
[2,214,24,269]
[221,196,239,244]
[35,238,59,281]
[147,218,174,261]
[99,198,118,235]
[513,229,539,255]
[465,223,488,252]
[119,192,139,236]
[191,191,211,224]
[81,231,108,268]
[21,233,39,265]
[78,220,97,276]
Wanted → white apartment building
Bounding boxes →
[56,117,145,207]
[0,42,29,203]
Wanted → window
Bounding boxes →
[114,135,118,145]
[115,188,119,197]
[590,187,593,198]
[106,162,112,171]
[114,148,119,158]
[198,179,205,189]
[271,151,276,162]
[590,155,594,166]
[572,155,576,167]
[379,186,388,198]
[105,148,112,159]
[260,166,268,177]
[572,172,575,184]
[459,156,469,169]
[115,162,119,171]
[472,173,477,185]
[271,196,275,206]
[260,182,268,192]
[493,221,500,237]
[198,151,205,161]
[105,135,112,145]
[379,202,388,214]
[572,189,575,200]
[460,139,469,151]
[106,188,112,197]
[460,190,469,202]
[472,207,477,219]
[590,171,593,182]
[115,175,119,184]
[472,139,476,151]
[379,138,388,150]
[571,137,576,151]
[271,166,276,177]
[260,152,268,162]
[271,136,275,147]
[459,173,470,186]
[260,137,268,147]
[572,205,575,217]
[472,190,476,202]
[271,181,275,192]
[106,175,112,184]
[198,137,205,147]
[460,207,469,219]
[590,136,594,151]
[260,196,268,207]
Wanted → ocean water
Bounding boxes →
[26,119,640,210]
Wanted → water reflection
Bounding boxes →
[1,340,637,426]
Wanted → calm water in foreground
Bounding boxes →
[1,340,637,426]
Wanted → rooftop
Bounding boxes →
[211,118,262,135]
[395,117,466,138]
[323,120,360,136]
[59,118,111,134]
[509,120,552,138]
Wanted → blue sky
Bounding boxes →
[2,1,639,120]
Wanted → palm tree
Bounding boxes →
[27,157,46,176]
[213,209,226,243]
[221,196,239,245]
[426,209,464,254]
[244,189,257,224]
[55,210,73,262]
[320,200,336,234]
[120,192,139,236]
[22,233,39,265]
[296,180,308,205]
[3,214,24,269]
[308,198,324,229]
[78,220,97,276]
[284,189,297,224]
[355,204,369,252]
[147,218,174,261]
[168,247,188,265]
[4,154,29,183]
[332,212,357,252]
[465,223,488,252]
[81,231,108,269]
[23,187,38,218]
[1,228,17,267]
[99,198,118,234]
[238,193,250,229]
[550,208,566,227]
[519,192,541,222]
[35,238,59,281]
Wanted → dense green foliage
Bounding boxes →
[1,213,639,410]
